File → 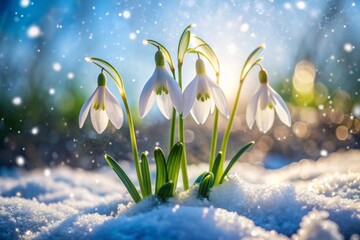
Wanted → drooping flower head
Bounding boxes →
[183,58,229,124]
[79,72,124,134]
[139,50,183,119]
[246,68,291,133]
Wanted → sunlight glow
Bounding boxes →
[293,60,315,93]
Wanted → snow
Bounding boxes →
[1,150,360,239]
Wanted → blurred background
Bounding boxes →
[0,0,359,170]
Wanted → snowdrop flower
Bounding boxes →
[183,58,229,124]
[139,50,183,119]
[246,69,291,133]
[79,72,124,134]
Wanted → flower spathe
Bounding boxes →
[183,58,229,124]
[139,50,183,119]
[79,72,124,134]
[246,69,291,133]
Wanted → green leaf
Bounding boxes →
[219,141,255,184]
[194,171,208,185]
[143,39,175,73]
[104,154,142,203]
[240,44,265,81]
[198,172,214,199]
[211,152,222,185]
[166,142,184,190]
[154,147,168,194]
[156,181,174,202]
[189,35,220,75]
[178,24,196,64]
[140,153,152,197]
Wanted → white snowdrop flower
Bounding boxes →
[183,58,229,125]
[79,72,123,134]
[246,69,291,133]
[139,50,183,119]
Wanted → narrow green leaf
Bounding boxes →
[154,147,168,194]
[104,154,142,203]
[240,44,265,81]
[194,171,208,185]
[211,152,222,184]
[167,142,184,190]
[219,141,255,184]
[156,181,174,202]
[189,34,220,75]
[178,24,196,64]
[140,153,152,197]
[143,39,175,73]
[198,172,214,199]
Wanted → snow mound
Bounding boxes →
[1,150,360,239]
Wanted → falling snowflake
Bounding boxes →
[31,127,39,135]
[296,1,306,10]
[16,156,25,166]
[12,97,22,106]
[53,62,61,71]
[20,0,30,8]
[49,88,56,95]
[343,43,353,52]
[67,72,74,80]
[27,25,41,39]
[123,10,131,19]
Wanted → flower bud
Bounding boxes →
[258,69,268,84]
[97,72,106,86]
[195,59,206,74]
[155,50,165,66]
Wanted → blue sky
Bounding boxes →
[1,0,359,111]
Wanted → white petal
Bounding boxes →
[156,93,173,119]
[104,87,124,129]
[139,74,156,118]
[246,86,262,129]
[190,98,211,124]
[210,98,215,114]
[259,84,269,110]
[163,69,183,113]
[255,103,275,133]
[269,86,291,127]
[90,108,109,134]
[182,76,199,118]
[79,87,98,128]
[207,78,229,118]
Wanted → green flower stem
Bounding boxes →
[208,74,220,170]
[178,63,189,190]
[169,109,176,150]
[169,70,177,152]
[217,80,244,183]
[87,57,145,198]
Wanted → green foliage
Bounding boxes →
[194,172,208,185]
[104,154,141,203]
[154,147,168,194]
[156,181,174,202]
[219,142,255,184]
[166,142,184,190]
[240,44,264,81]
[187,34,220,75]
[104,143,185,203]
[178,24,195,64]
[197,172,214,199]
[140,153,152,197]
[211,152,222,185]
[144,40,175,73]
[194,142,254,199]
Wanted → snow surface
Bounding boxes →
[1,150,360,239]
